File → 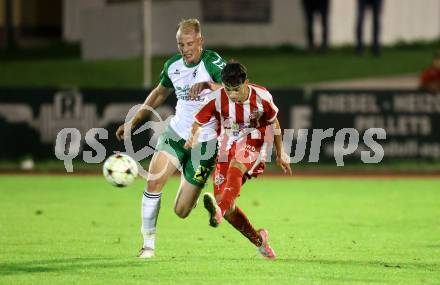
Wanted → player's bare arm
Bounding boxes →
[116,84,173,141]
[183,121,202,149]
[188,82,222,100]
[273,118,292,175]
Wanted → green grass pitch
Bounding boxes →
[1,175,439,285]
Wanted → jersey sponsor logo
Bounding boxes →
[175,85,203,101]
[177,95,203,101]
[214,174,225,185]
[175,85,190,94]
[173,69,180,75]
[231,122,240,136]
[224,119,247,129]
[232,122,240,131]
[223,119,257,137]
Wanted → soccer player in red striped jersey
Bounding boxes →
[184,61,291,259]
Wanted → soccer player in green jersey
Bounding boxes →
[116,19,225,258]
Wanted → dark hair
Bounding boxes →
[221,61,247,87]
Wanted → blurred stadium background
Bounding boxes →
[1,1,440,285]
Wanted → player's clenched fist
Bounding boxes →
[116,123,132,141]
[276,152,292,175]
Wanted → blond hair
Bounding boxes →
[177,18,201,35]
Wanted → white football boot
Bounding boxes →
[138,247,155,258]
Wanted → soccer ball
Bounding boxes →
[103,153,138,187]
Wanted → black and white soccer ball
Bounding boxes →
[103,153,138,187]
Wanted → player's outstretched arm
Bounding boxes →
[184,121,202,149]
[116,84,173,141]
[188,82,223,100]
[273,118,292,175]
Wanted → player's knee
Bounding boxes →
[174,204,191,219]
[147,179,165,193]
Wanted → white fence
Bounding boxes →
[62,0,440,58]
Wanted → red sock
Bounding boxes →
[226,206,263,247]
[218,166,243,215]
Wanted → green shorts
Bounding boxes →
[155,126,217,188]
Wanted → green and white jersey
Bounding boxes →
[160,49,226,142]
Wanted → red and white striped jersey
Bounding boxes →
[195,84,278,149]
